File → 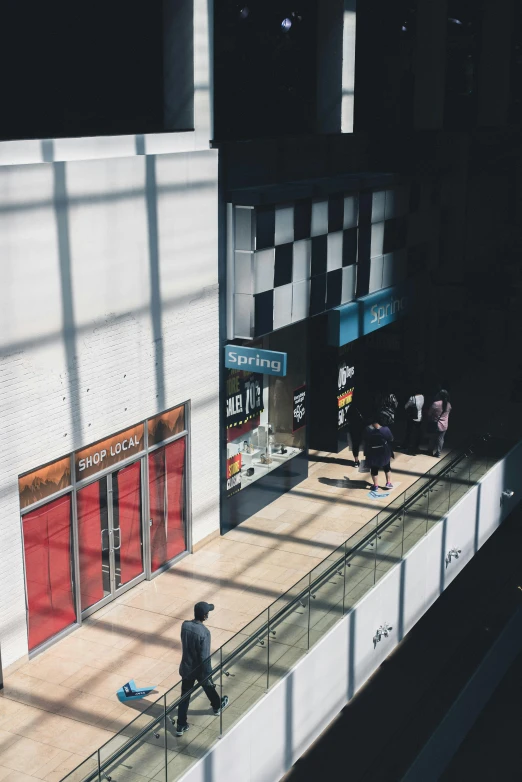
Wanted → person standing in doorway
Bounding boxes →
[424,390,452,457]
[376,391,398,428]
[175,602,229,736]
[347,401,366,467]
[403,390,425,454]
[363,417,394,491]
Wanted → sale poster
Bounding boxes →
[293,385,306,432]
[337,359,355,430]
[225,368,264,429]
[226,453,242,497]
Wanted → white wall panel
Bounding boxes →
[275,206,294,246]
[311,200,328,236]
[443,489,480,589]
[0,149,219,667]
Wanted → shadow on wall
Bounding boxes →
[39,138,168,446]
[0,139,216,451]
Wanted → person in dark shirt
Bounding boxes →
[175,601,229,736]
[363,417,394,491]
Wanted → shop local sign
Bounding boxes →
[75,424,145,481]
[225,345,287,377]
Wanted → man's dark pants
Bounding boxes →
[177,676,221,727]
[404,420,422,453]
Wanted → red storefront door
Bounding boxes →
[148,438,187,573]
[77,461,144,615]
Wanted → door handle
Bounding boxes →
[101,529,109,551]
[112,527,122,550]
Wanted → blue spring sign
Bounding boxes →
[225,345,287,377]
[328,281,413,347]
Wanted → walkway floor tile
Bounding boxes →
[0,446,450,779]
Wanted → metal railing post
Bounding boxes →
[219,647,223,737]
[400,494,406,558]
[163,695,167,782]
[267,615,270,691]
[306,574,311,650]
[342,541,347,615]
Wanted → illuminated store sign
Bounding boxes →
[225,345,287,377]
[328,281,413,347]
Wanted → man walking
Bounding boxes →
[175,601,229,736]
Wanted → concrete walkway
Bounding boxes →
[0,447,442,781]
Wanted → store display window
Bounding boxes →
[23,494,76,651]
[19,402,189,653]
[226,321,307,495]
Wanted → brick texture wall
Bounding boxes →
[0,149,219,666]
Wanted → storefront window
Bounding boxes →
[23,495,76,651]
[20,403,189,651]
[149,437,186,572]
[226,321,307,495]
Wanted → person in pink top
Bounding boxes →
[424,389,452,458]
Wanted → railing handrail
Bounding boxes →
[64,434,492,779]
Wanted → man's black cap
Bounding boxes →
[194,601,214,619]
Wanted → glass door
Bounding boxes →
[112,461,144,589]
[148,437,186,573]
[77,477,110,613]
[78,460,144,617]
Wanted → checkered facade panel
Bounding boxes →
[231,185,413,339]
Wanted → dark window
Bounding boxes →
[255,207,276,250]
[0,0,194,141]
[255,290,274,336]
[214,0,319,140]
[311,235,328,276]
[274,244,293,287]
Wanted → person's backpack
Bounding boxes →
[367,427,388,455]
[379,394,397,424]
[405,396,418,420]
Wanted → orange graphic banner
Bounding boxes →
[19,456,72,510]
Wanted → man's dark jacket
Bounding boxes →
[179,619,212,679]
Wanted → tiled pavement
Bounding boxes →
[0,446,471,781]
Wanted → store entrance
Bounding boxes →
[77,461,144,618]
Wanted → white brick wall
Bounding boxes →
[0,149,220,667]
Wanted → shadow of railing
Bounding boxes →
[59,433,503,781]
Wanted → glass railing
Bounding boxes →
[61,434,509,782]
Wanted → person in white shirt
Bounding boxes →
[403,391,424,454]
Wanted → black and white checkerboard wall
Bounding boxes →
[230,184,414,339]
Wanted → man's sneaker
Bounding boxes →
[213,695,229,716]
[385,482,393,489]
[176,724,190,737]
[434,452,441,458]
